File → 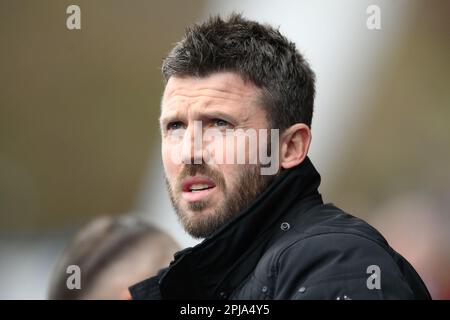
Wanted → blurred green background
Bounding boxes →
[0,0,204,230]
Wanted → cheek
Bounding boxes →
[161,143,180,178]
[219,164,242,190]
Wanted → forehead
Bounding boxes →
[161,72,261,113]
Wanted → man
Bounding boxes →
[129,14,431,300]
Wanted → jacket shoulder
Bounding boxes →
[250,204,431,299]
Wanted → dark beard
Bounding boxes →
[165,164,276,239]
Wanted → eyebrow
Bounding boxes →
[159,110,239,128]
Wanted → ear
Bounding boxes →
[279,123,312,169]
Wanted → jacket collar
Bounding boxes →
[131,157,323,299]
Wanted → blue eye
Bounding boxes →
[167,121,184,130]
[213,119,228,127]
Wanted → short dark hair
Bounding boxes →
[162,13,316,130]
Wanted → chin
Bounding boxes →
[189,208,216,219]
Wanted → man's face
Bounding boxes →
[160,72,277,239]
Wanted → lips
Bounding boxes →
[182,177,216,192]
[181,176,216,202]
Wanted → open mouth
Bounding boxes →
[182,177,216,192]
[188,184,215,192]
[181,177,217,202]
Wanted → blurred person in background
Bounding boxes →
[47,215,180,299]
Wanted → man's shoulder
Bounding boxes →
[256,203,392,276]
[251,203,431,299]
[273,203,389,252]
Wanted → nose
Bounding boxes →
[181,120,203,165]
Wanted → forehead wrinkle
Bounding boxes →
[159,98,219,125]
[162,89,258,118]
[165,86,255,104]
[162,100,253,126]
[161,75,265,126]
[172,97,258,120]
